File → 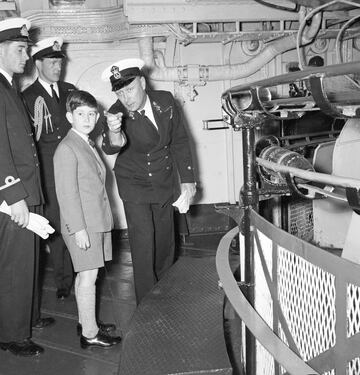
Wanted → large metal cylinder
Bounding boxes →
[259,145,315,186]
[333,118,360,179]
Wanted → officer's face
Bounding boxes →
[115,76,147,112]
[0,41,29,75]
[36,57,63,83]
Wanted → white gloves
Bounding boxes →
[0,201,55,239]
[172,183,196,214]
[26,212,55,239]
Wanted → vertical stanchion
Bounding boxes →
[238,113,263,375]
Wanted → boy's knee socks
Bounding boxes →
[75,283,98,338]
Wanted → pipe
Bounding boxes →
[297,0,360,69]
[139,12,322,83]
[299,6,323,45]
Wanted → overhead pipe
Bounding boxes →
[139,11,322,83]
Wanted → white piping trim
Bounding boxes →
[0,176,21,191]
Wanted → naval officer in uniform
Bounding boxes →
[101,58,197,304]
[23,36,75,300]
[0,17,44,357]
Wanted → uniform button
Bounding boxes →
[34,153,37,157]
[147,162,151,165]
[32,143,35,146]
[165,155,169,159]
[57,136,61,139]
[147,153,150,157]
[149,173,152,177]
[164,146,168,149]
[166,166,170,170]
[187,166,192,170]
[102,142,105,146]
[103,133,106,138]
[35,163,39,167]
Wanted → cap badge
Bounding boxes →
[20,25,29,37]
[111,66,121,79]
[52,41,61,52]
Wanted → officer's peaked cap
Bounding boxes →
[101,58,145,92]
[32,36,66,60]
[0,17,31,43]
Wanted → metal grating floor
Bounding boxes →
[118,256,232,375]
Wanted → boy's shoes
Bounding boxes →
[80,331,121,349]
[76,321,116,336]
[0,339,44,356]
[32,317,56,329]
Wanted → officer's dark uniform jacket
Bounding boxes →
[102,89,195,204]
[0,74,43,206]
[22,79,76,198]
[22,78,75,296]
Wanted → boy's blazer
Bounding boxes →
[54,129,113,235]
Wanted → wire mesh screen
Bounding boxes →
[348,284,360,338]
[253,224,360,375]
[323,370,335,375]
[254,230,339,374]
[349,358,360,374]
[277,246,336,360]
[347,285,360,375]
[288,198,313,242]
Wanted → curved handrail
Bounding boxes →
[215,226,319,375]
[257,157,360,189]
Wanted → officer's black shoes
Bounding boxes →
[0,339,44,357]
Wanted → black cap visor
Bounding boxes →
[33,49,65,60]
[111,76,137,92]
[0,28,32,44]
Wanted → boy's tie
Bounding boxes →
[87,138,104,169]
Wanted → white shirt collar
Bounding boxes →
[71,128,90,144]
[143,95,152,114]
[0,68,13,86]
[38,77,59,97]
[139,95,158,129]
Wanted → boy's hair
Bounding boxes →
[66,90,98,113]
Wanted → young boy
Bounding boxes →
[53,90,121,349]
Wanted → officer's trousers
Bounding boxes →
[0,209,36,342]
[123,200,175,304]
